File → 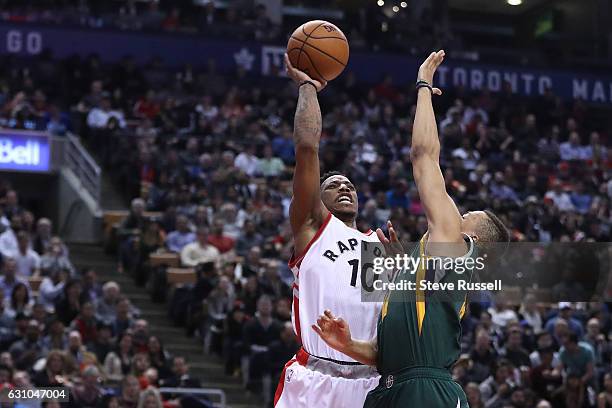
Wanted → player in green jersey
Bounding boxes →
[312,50,510,408]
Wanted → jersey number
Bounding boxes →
[348,259,378,292]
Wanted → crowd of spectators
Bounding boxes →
[0,184,212,407]
[0,28,610,407]
[0,0,456,56]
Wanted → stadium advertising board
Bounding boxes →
[1,23,611,104]
[0,130,50,173]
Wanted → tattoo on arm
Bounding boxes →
[294,85,322,146]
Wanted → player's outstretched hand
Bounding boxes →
[284,53,327,92]
[312,310,352,353]
[417,50,445,95]
[376,220,405,259]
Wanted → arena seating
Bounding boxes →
[0,3,610,408]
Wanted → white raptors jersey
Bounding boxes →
[289,213,382,362]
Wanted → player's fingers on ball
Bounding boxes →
[284,53,292,68]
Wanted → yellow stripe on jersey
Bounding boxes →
[416,235,427,335]
[459,296,467,319]
[381,294,389,321]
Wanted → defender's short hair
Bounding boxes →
[320,170,347,186]
[482,210,510,243]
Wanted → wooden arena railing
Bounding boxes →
[149,252,181,268]
[166,268,197,285]
[102,210,163,253]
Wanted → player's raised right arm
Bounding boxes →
[312,310,378,366]
[284,54,330,239]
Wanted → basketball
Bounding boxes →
[286,20,349,83]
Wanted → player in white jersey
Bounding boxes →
[273,55,382,408]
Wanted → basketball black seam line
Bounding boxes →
[300,47,328,82]
[290,35,347,67]
[301,21,347,42]
[297,21,327,74]
[298,35,347,42]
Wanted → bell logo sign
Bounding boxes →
[0,132,50,172]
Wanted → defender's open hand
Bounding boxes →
[417,50,445,95]
[312,310,352,353]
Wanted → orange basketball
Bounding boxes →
[286,20,349,83]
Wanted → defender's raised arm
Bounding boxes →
[410,51,464,249]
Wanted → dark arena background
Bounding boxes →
[0,0,610,407]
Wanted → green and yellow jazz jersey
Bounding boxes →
[376,233,477,375]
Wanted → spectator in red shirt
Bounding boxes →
[207,220,235,254]
[71,300,98,345]
[133,90,160,120]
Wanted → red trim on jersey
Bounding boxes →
[293,295,302,345]
[292,283,299,290]
[288,212,333,269]
[273,357,297,406]
[364,229,374,235]
[296,348,309,365]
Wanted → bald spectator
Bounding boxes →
[67,330,85,364]
[72,364,103,407]
[96,281,121,322]
[218,203,245,240]
[180,226,220,267]
[165,215,196,253]
[121,198,147,232]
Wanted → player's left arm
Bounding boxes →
[312,310,378,366]
[410,51,464,253]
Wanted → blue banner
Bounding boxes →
[0,22,610,104]
[0,130,50,173]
